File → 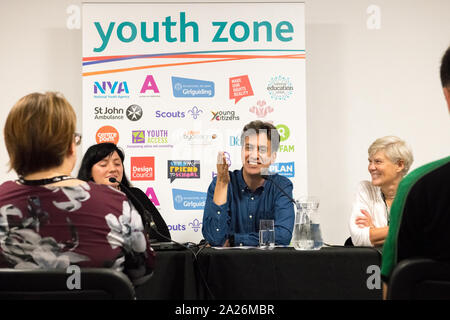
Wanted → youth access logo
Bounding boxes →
[172,77,214,98]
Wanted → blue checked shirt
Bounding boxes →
[202,169,295,246]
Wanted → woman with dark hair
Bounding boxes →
[78,143,170,242]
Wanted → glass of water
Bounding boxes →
[259,219,275,249]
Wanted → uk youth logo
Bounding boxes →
[171,77,214,98]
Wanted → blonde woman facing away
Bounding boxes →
[349,136,413,247]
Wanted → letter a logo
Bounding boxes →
[66,265,81,290]
[140,75,160,94]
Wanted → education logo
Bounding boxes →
[267,76,293,100]
[249,100,274,118]
[96,126,119,144]
[126,104,143,121]
[172,76,214,98]
[130,157,155,181]
[168,160,200,183]
[172,189,207,210]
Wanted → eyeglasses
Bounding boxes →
[74,132,82,146]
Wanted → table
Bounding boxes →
[136,246,382,300]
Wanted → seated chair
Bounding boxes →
[388,258,450,300]
[0,267,135,300]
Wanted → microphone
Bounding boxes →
[108,177,158,233]
[260,173,300,210]
[109,177,194,247]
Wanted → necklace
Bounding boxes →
[18,175,74,186]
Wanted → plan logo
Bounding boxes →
[96,126,119,144]
[172,189,207,210]
[172,76,214,98]
[130,157,155,181]
[126,104,143,121]
[93,80,130,99]
[139,75,160,97]
[269,162,295,178]
[267,75,293,101]
[168,160,200,183]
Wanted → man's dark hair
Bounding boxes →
[441,45,450,88]
[240,120,280,153]
[77,142,131,187]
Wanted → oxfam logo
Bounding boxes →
[276,124,290,142]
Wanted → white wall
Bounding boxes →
[1,0,449,245]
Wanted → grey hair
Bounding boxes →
[368,136,414,175]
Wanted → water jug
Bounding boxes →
[292,196,323,250]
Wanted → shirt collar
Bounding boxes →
[237,167,266,194]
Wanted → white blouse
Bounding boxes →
[348,180,389,247]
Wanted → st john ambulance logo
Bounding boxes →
[126,104,143,121]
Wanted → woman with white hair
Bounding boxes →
[349,136,414,247]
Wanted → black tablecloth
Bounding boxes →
[136,246,382,300]
[196,246,382,300]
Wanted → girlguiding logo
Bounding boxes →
[267,76,293,101]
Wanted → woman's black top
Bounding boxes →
[128,187,171,242]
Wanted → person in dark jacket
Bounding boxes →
[77,142,171,242]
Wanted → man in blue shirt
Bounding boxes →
[202,120,295,247]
